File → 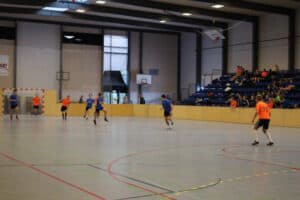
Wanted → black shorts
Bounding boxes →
[10,105,18,110]
[61,106,68,112]
[95,107,103,113]
[33,105,39,109]
[164,111,171,117]
[85,106,92,111]
[255,119,270,130]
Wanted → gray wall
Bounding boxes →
[202,34,223,75]
[181,32,196,99]
[295,9,300,69]
[202,13,291,74]
[0,20,15,88]
[62,44,102,100]
[129,32,140,104]
[228,22,253,73]
[0,39,15,88]
[16,22,60,89]
[142,33,178,102]
[259,14,289,70]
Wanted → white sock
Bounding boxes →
[265,130,273,143]
[253,130,259,141]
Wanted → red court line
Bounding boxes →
[107,153,176,200]
[0,152,106,200]
[222,147,300,171]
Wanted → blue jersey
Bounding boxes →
[162,99,171,112]
[96,97,104,109]
[10,94,18,106]
[86,98,94,107]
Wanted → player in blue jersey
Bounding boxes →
[83,94,94,120]
[9,89,19,120]
[161,94,174,128]
[93,93,108,125]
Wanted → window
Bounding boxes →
[103,32,129,104]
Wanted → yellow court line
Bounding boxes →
[174,169,297,198]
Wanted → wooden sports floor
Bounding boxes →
[0,116,299,200]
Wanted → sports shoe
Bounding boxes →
[267,142,274,146]
[252,141,259,146]
[104,118,109,122]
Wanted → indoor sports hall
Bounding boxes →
[0,1,300,200]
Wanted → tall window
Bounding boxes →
[103,32,128,104]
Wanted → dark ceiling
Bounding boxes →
[0,0,296,32]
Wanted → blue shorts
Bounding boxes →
[85,106,92,111]
[95,107,103,113]
[10,105,18,110]
[164,111,171,117]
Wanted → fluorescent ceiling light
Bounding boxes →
[76,9,86,13]
[160,20,167,23]
[211,4,224,9]
[182,12,192,16]
[64,35,75,39]
[96,0,106,4]
[42,7,68,12]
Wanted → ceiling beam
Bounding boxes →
[0,5,200,32]
[0,0,56,6]
[192,0,293,15]
[68,12,199,32]
[59,0,227,28]
[107,0,257,22]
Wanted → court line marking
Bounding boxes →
[222,146,300,171]
[114,178,221,200]
[108,144,300,199]
[107,152,176,200]
[0,152,106,200]
[88,164,174,193]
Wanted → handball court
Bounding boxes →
[0,116,299,200]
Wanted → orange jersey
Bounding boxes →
[230,99,237,108]
[32,97,41,106]
[256,101,271,119]
[61,98,70,107]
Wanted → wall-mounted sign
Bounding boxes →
[0,55,8,76]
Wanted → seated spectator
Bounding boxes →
[249,95,256,107]
[280,79,295,92]
[236,65,244,77]
[207,91,214,97]
[267,97,274,109]
[241,95,250,107]
[224,83,232,98]
[274,94,283,108]
[230,97,237,108]
[272,64,279,72]
[261,69,268,78]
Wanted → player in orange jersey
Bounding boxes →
[251,95,274,146]
[32,94,41,115]
[60,95,70,120]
